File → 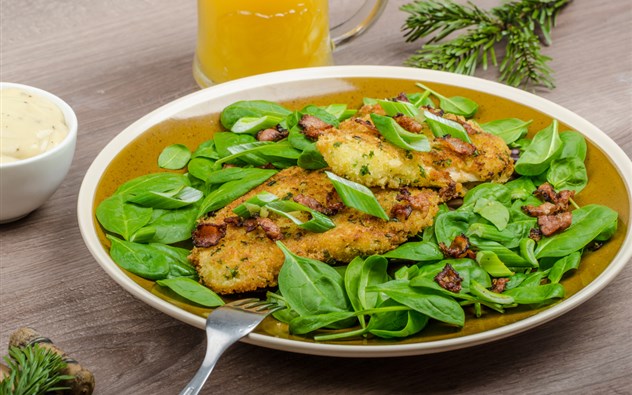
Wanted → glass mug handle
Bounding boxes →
[330,0,388,50]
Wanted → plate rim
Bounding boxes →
[77,65,632,357]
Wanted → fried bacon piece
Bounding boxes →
[529,228,543,241]
[256,128,288,142]
[392,92,410,103]
[391,203,413,221]
[393,114,423,134]
[523,183,576,236]
[434,264,463,293]
[522,202,560,217]
[439,234,477,259]
[299,114,332,140]
[437,136,477,156]
[534,183,575,211]
[491,278,510,293]
[293,192,344,216]
[256,217,283,241]
[538,212,573,236]
[192,223,227,247]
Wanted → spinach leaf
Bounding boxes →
[433,210,477,245]
[187,157,216,183]
[220,100,291,130]
[423,110,472,143]
[107,235,169,280]
[368,299,428,339]
[505,177,536,200]
[515,120,562,176]
[503,283,565,304]
[158,144,191,169]
[381,241,444,261]
[96,194,153,240]
[276,242,354,328]
[462,182,511,208]
[369,280,465,326]
[376,99,422,119]
[416,82,478,118]
[197,169,276,216]
[535,204,619,258]
[265,200,335,233]
[297,143,328,170]
[156,278,224,307]
[468,237,531,267]
[473,199,510,231]
[370,113,430,152]
[192,139,219,160]
[470,280,515,305]
[546,157,588,193]
[547,251,581,284]
[559,131,587,161]
[480,118,531,145]
[143,205,199,244]
[288,125,313,151]
[114,173,190,199]
[149,243,197,279]
[230,115,283,134]
[476,251,514,277]
[127,186,203,209]
[289,311,358,335]
[344,256,389,328]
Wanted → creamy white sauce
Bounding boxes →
[1,88,69,163]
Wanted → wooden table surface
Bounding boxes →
[1,1,631,393]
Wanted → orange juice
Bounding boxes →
[194,0,333,86]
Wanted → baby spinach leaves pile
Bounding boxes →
[265,91,618,341]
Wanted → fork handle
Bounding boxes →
[179,332,236,395]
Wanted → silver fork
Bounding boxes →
[179,298,284,395]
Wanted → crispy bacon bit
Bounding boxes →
[392,92,410,103]
[393,114,423,134]
[434,264,463,293]
[439,234,476,259]
[256,128,288,142]
[535,183,575,210]
[293,194,326,213]
[299,114,332,140]
[192,223,227,247]
[522,202,560,217]
[223,216,243,226]
[438,181,460,201]
[529,228,543,241]
[439,136,477,156]
[354,118,379,133]
[258,163,276,169]
[396,188,432,212]
[256,217,283,241]
[491,278,510,293]
[423,106,444,117]
[391,203,413,221]
[243,218,258,232]
[325,190,345,216]
[538,212,572,236]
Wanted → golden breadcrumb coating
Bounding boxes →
[189,167,440,294]
[316,110,514,190]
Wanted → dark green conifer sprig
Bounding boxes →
[401,0,571,89]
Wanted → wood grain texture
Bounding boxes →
[1,0,631,394]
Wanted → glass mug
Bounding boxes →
[193,0,388,87]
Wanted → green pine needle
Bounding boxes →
[0,344,73,395]
[401,0,572,89]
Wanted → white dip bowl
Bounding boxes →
[0,82,77,223]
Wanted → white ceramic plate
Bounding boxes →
[78,66,632,357]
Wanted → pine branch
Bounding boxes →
[401,0,493,43]
[401,0,572,89]
[0,345,73,395]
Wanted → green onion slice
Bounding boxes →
[325,171,389,220]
